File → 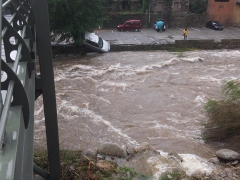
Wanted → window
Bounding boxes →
[215,0,229,2]
[173,2,180,12]
[85,40,99,48]
[155,2,163,12]
[98,38,103,48]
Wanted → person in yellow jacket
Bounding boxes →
[183,28,188,40]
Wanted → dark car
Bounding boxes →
[206,21,224,30]
[117,20,142,31]
[152,19,167,32]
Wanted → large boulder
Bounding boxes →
[97,142,127,158]
[80,149,97,161]
[216,149,240,161]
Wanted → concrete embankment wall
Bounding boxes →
[52,39,240,55]
[109,39,240,51]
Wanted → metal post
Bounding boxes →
[33,0,60,179]
[148,1,150,24]
[0,0,3,117]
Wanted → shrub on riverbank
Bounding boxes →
[202,80,240,140]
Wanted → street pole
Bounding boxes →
[149,1,150,24]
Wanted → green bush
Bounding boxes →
[141,0,150,12]
[189,0,208,14]
[202,80,240,140]
[48,0,107,46]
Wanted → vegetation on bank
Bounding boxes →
[166,47,198,52]
[34,150,205,180]
[202,80,240,140]
[34,150,145,180]
[48,0,107,46]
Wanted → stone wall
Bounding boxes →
[103,12,207,29]
[109,39,240,51]
[52,39,240,55]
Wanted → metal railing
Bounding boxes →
[0,0,60,179]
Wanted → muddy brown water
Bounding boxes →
[34,50,240,160]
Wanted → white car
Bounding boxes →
[83,32,110,53]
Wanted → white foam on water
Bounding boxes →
[97,81,129,92]
[149,150,215,179]
[180,153,215,175]
[211,50,240,58]
[80,107,138,146]
[195,76,222,83]
[34,105,44,116]
[181,57,204,62]
[59,103,138,146]
[134,66,153,74]
[88,94,111,104]
[194,94,208,107]
[57,100,68,113]
[68,64,93,71]
[134,57,203,74]
[66,63,136,79]
[147,157,172,180]
[153,124,201,140]
[35,118,45,124]
[166,117,191,124]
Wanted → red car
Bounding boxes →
[117,20,142,32]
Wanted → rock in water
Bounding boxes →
[97,142,127,158]
[216,149,240,161]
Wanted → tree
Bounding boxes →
[141,0,150,13]
[48,0,106,46]
[189,0,208,14]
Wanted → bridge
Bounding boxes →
[0,0,60,179]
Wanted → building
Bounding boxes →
[106,0,189,13]
[152,0,189,13]
[208,0,240,26]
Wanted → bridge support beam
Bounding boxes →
[33,0,61,179]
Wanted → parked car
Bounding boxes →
[117,20,142,32]
[152,19,167,32]
[206,21,224,30]
[83,32,110,53]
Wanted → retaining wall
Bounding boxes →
[109,39,240,51]
[52,39,240,55]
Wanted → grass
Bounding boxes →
[34,150,143,180]
[159,170,202,180]
[177,52,185,58]
[166,47,197,52]
[202,80,240,140]
[34,150,213,179]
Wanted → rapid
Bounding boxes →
[34,49,240,176]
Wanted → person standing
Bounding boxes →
[183,28,188,40]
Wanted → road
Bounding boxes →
[95,27,240,45]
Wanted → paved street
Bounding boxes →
[95,27,240,45]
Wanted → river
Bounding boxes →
[34,49,240,176]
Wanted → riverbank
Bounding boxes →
[34,142,240,180]
[51,39,240,56]
[35,50,240,179]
